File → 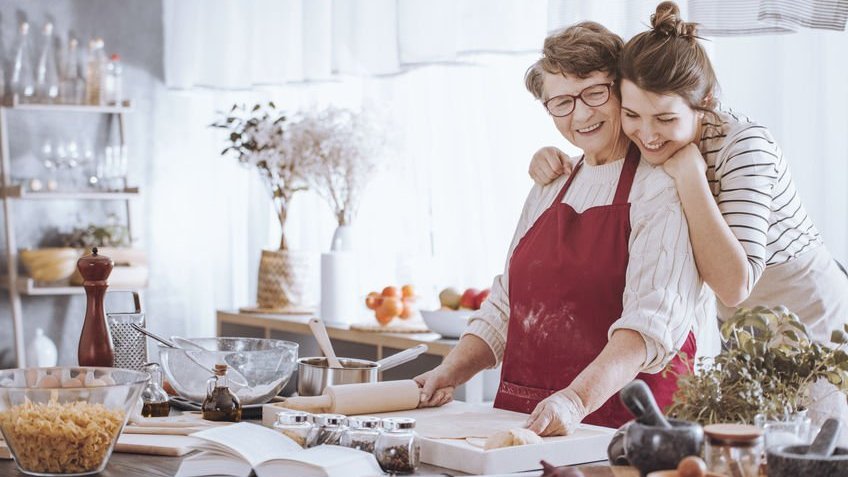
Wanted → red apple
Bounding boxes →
[459,288,479,309]
[473,288,490,310]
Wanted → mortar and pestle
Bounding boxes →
[766,417,848,477]
[620,380,704,476]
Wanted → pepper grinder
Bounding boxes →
[77,247,115,367]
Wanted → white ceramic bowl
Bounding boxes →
[420,309,473,339]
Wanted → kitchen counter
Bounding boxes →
[0,453,636,476]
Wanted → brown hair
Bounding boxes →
[525,21,624,100]
[619,1,719,115]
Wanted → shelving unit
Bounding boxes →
[0,98,143,367]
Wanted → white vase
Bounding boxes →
[320,251,358,324]
[330,224,356,252]
[26,328,58,367]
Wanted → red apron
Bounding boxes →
[494,143,696,428]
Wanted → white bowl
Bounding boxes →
[420,309,473,339]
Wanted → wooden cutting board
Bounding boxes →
[368,401,615,475]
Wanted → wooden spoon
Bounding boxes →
[308,318,343,368]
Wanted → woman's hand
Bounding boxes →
[530,147,573,186]
[662,143,707,182]
[525,388,587,436]
[414,365,457,408]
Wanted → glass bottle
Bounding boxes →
[273,411,313,448]
[201,363,242,422]
[375,417,420,475]
[11,22,36,101]
[36,22,59,102]
[85,38,106,105]
[307,413,347,447]
[103,54,122,106]
[140,362,170,417]
[61,37,86,104]
[704,423,763,477]
[341,416,381,454]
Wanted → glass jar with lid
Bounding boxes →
[341,416,381,453]
[273,411,313,448]
[375,417,420,475]
[704,423,764,477]
[307,413,347,447]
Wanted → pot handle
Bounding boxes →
[377,344,428,371]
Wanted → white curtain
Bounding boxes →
[148,0,847,345]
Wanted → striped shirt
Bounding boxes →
[465,158,713,373]
[701,108,823,293]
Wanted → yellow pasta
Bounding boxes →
[0,401,124,473]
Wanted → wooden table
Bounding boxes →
[0,454,636,476]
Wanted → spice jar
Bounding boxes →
[307,413,347,447]
[704,423,763,477]
[273,411,313,448]
[375,417,420,475]
[140,362,170,417]
[341,416,382,453]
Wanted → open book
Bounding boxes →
[175,422,382,477]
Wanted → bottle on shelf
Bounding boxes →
[85,38,107,105]
[11,22,36,102]
[61,37,86,105]
[201,363,242,422]
[103,54,123,106]
[36,22,60,103]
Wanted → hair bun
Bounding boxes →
[651,1,698,39]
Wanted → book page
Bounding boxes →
[256,445,382,477]
[190,422,301,468]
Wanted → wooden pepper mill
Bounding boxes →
[77,247,115,367]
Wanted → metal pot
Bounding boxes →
[296,344,428,396]
[297,357,379,396]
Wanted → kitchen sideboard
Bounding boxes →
[216,310,500,402]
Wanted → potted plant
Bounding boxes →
[667,306,848,425]
[212,103,316,310]
[58,218,147,287]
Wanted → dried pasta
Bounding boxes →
[0,401,124,474]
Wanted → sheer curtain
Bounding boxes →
[150,0,847,342]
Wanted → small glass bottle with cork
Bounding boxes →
[202,363,242,422]
[140,362,170,417]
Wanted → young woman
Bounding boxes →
[529,1,848,429]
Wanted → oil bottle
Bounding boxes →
[201,363,242,422]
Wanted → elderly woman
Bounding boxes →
[415,22,711,435]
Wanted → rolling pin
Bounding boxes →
[278,380,420,415]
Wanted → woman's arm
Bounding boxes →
[415,334,495,407]
[665,144,750,306]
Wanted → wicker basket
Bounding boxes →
[19,248,81,282]
[257,249,312,309]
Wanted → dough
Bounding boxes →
[484,428,543,450]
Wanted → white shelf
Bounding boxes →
[1,185,140,200]
[3,95,133,113]
[0,276,145,296]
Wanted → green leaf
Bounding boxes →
[832,330,848,345]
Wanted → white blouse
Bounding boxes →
[464,157,714,373]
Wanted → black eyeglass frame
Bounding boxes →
[543,82,615,117]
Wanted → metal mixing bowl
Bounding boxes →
[159,337,298,404]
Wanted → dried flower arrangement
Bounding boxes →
[288,106,384,227]
[667,306,848,425]
[212,102,313,250]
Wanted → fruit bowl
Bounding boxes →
[420,309,474,339]
[159,337,298,404]
[19,248,81,282]
[0,367,147,476]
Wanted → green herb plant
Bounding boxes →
[667,305,848,425]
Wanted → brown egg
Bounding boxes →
[677,455,707,477]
